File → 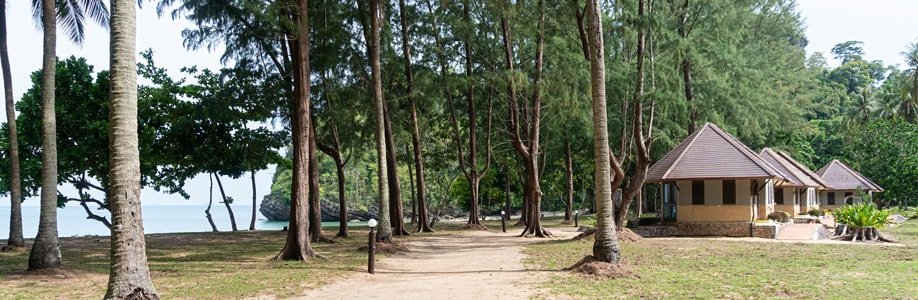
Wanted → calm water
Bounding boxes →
[0,204,357,238]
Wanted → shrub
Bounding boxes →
[767,211,790,223]
[807,209,825,217]
[833,203,890,229]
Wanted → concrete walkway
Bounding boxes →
[775,224,828,240]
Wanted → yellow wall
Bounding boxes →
[677,205,752,222]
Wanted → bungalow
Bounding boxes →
[647,123,786,237]
[758,148,829,216]
[816,160,883,210]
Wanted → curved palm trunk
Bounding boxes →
[586,0,621,264]
[103,0,159,297]
[29,0,61,270]
[0,0,24,248]
[275,0,316,260]
[369,0,392,242]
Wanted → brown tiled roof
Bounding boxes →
[816,160,883,192]
[758,148,824,188]
[773,150,832,189]
[646,123,785,183]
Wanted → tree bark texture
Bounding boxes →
[0,0,24,248]
[103,0,160,296]
[586,0,621,264]
[308,123,330,242]
[383,105,409,236]
[369,0,392,241]
[275,0,316,260]
[679,0,696,134]
[29,0,62,270]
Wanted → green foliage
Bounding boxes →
[842,119,918,206]
[833,203,890,229]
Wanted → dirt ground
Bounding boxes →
[292,227,579,300]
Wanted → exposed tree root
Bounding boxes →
[358,242,411,254]
[315,234,337,243]
[565,255,634,279]
[832,227,896,243]
[571,228,642,242]
[560,220,574,225]
[463,223,489,231]
[519,226,552,238]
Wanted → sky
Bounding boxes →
[1,0,917,207]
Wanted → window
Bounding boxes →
[692,180,705,205]
[794,189,799,205]
[828,192,836,205]
[722,180,736,205]
[775,187,784,205]
[845,192,854,205]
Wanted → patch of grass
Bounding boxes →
[524,220,918,299]
[0,230,369,299]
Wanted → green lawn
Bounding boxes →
[0,230,369,299]
[524,219,918,299]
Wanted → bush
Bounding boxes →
[833,203,890,229]
[807,209,825,217]
[767,211,790,223]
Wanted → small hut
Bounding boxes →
[816,160,883,210]
[758,148,829,216]
[647,123,786,236]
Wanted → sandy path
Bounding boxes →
[296,227,577,300]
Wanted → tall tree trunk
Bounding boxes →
[275,0,316,260]
[384,105,409,236]
[369,0,392,242]
[104,0,160,296]
[586,0,621,264]
[397,0,423,227]
[0,0,24,248]
[564,136,574,223]
[679,0,696,134]
[308,122,329,242]
[616,0,652,230]
[503,168,511,221]
[29,0,61,270]
[249,170,257,230]
[205,173,218,232]
[334,156,348,237]
[407,145,416,223]
[502,0,548,237]
[213,174,238,231]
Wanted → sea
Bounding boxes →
[0,204,352,238]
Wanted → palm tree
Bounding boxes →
[586,0,621,264]
[369,0,392,241]
[901,42,918,123]
[28,0,108,270]
[1,0,25,249]
[103,0,159,298]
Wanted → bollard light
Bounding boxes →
[367,218,377,274]
[500,211,507,233]
[574,211,579,227]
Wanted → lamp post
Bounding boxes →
[574,210,579,227]
[500,211,507,233]
[367,218,378,274]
